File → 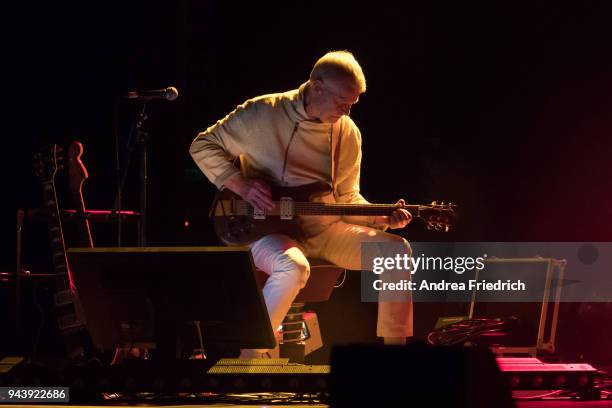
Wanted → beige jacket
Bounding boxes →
[189,83,379,234]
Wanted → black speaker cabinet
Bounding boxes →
[330,342,515,407]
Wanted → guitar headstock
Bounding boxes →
[68,141,88,192]
[33,144,64,183]
[419,201,457,232]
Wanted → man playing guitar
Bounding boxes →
[190,51,413,357]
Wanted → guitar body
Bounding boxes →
[213,182,332,245]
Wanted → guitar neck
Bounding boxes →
[295,202,420,216]
[232,201,422,216]
[41,179,72,293]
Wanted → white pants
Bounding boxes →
[249,220,413,340]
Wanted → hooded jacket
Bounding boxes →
[189,83,379,235]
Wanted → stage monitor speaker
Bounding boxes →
[329,342,515,408]
[67,246,276,358]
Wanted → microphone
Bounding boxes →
[126,86,179,101]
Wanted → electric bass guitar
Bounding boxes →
[33,144,90,358]
[212,181,456,245]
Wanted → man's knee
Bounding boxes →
[383,234,412,257]
[400,237,412,257]
[273,248,310,290]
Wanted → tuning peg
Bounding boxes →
[444,225,450,233]
[431,201,437,205]
[426,223,434,230]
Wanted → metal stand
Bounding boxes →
[15,209,24,348]
[115,103,149,246]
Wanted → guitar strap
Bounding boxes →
[330,121,342,198]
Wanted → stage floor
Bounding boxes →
[8,400,612,407]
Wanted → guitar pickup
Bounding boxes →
[253,207,266,219]
[279,197,294,220]
[57,313,82,330]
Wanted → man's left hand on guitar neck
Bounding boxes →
[373,199,413,229]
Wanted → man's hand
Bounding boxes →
[223,173,275,212]
[375,199,412,229]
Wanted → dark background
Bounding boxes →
[2,1,612,363]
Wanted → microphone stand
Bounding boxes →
[115,102,149,246]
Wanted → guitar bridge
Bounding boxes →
[279,197,294,220]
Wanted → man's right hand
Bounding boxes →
[223,173,274,212]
